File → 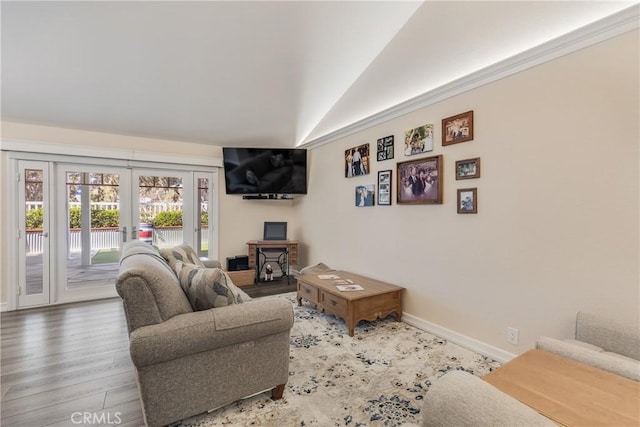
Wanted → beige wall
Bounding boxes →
[297,31,640,354]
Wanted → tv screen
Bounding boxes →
[263,222,287,240]
[222,147,307,195]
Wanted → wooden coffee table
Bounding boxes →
[483,349,640,426]
[296,271,403,336]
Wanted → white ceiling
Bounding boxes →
[1,1,636,148]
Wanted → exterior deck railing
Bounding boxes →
[25,226,207,254]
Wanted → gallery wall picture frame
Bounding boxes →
[355,184,375,207]
[404,124,434,156]
[345,143,370,177]
[377,135,395,161]
[457,188,477,214]
[442,111,474,146]
[455,157,481,180]
[377,170,392,206]
[396,155,443,205]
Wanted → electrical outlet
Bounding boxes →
[507,327,519,345]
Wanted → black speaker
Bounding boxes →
[227,255,249,271]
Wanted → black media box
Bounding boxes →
[226,255,249,271]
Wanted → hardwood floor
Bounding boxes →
[1,298,143,427]
[0,283,294,427]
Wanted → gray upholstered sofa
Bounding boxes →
[536,311,640,381]
[411,311,639,427]
[116,241,294,426]
[416,370,555,427]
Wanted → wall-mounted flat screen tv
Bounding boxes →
[222,148,307,195]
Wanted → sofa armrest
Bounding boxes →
[421,370,555,427]
[536,336,640,381]
[202,259,222,269]
[576,312,640,361]
[129,297,294,368]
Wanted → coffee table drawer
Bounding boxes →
[320,291,347,318]
[298,281,319,303]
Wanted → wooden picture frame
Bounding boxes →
[355,184,375,207]
[396,155,443,205]
[442,110,474,146]
[345,143,370,177]
[455,157,481,180]
[404,124,434,156]
[377,170,392,206]
[457,188,477,214]
[377,135,394,161]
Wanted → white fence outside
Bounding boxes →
[26,227,208,255]
[26,202,193,217]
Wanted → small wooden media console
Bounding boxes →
[296,271,403,336]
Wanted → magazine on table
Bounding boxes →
[317,274,340,279]
[332,279,353,285]
[336,284,364,292]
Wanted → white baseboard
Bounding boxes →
[1,302,9,312]
[402,313,516,364]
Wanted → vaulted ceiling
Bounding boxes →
[1,1,635,148]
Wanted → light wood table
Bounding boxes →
[483,349,640,426]
[296,271,403,336]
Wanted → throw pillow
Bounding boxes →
[159,243,205,274]
[176,262,246,310]
[245,170,259,185]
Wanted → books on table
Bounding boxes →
[316,274,364,291]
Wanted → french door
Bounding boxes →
[55,165,131,303]
[15,158,216,309]
[17,160,52,307]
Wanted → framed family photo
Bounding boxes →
[404,124,434,156]
[455,157,481,180]
[345,143,370,177]
[396,155,443,205]
[442,111,474,146]
[355,184,375,207]
[457,188,477,213]
[377,170,392,206]
[377,135,394,161]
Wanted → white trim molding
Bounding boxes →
[1,139,223,168]
[402,312,516,364]
[0,303,8,312]
[301,4,639,149]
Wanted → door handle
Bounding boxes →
[121,226,128,243]
[131,225,138,240]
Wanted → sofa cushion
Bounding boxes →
[177,262,247,310]
[160,243,205,270]
[536,336,640,381]
[117,241,194,332]
[576,312,640,361]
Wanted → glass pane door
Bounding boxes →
[56,166,129,301]
[133,170,192,250]
[18,161,51,308]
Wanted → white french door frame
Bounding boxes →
[54,164,131,304]
[5,149,219,310]
[16,160,53,308]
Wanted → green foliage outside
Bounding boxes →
[153,210,183,227]
[26,207,208,229]
[26,208,44,229]
[26,207,120,229]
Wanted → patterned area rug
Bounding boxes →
[178,293,501,426]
